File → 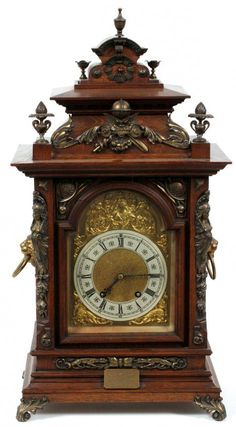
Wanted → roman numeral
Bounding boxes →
[135,239,142,251]
[145,288,155,297]
[78,274,92,279]
[135,301,143,311]
[149,274,162,278]
[118,234,124,247]
[85,288,96,297]
[99,240,107,251]
[99,300,107,311]
[118,304,123,316]
[146,255,156,263]
[84,256,95,262]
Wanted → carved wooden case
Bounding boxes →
[12,8,231,423]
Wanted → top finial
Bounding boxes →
[114,8,126,37]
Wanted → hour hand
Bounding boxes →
[100,273,124,298]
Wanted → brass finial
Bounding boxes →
[29,102,54,144]
[147,60,161,80]
[114,8,126,37]
[75,60,91,80]
[188,102,214,142]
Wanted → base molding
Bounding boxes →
[16,351,226,421]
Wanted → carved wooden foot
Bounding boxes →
[194,395,226,421]
[16,396,48,422]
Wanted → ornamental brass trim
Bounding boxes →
[193,325,204,345]
[16,396,48,422]
[51,100,190,152]
[152,178,187,217]
[84,190,157,236]
[194,396,226,421]
[55,356,187,370]
[32,191,49,320]
[51,115,74,148]
[40,327,52,348]
[56,180,91,216]
[195,191,217,321]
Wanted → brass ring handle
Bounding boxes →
[12,255,31,278]
[207,252,216,280]
[12,237,35,278]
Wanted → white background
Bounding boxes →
[1,0,236,425]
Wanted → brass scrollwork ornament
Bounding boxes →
[194,395,226,421]
[16,396,48,422]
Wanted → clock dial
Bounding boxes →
[74,230,167,321]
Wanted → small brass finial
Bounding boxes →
[76,60,91,80]
[188,102,214,142]
[29,102,54,144]
[114,8,126,37]
[147,60,160,80]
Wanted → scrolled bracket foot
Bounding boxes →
[194,395,227,421]
[16,396,48,422]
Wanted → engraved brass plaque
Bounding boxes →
[104,368,140,389]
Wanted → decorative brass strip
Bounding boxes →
[55,356,187,370]
[16,397,48,422]
[194,396,226,421]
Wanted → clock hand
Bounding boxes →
[122,273,162,278]
[100,273,125,298]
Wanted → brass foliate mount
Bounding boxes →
[146,60,160,80]
[16,396,48,422]
[114,8,126,37]
[194,395,226,421]
[29,101,54,144]
[189,102,213,142]
[75,60,91,80]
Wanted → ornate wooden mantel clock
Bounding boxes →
[12,9,231,422]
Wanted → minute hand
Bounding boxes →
[122,273,162,278]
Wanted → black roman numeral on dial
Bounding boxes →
[98,240,107,251]
[145,288,156,297]
[85,288,96,297]
[118,234,124,247]
[99,300,107,311]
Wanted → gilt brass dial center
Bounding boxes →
[93,248,148,303]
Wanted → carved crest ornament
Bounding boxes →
[51,99,190,153]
